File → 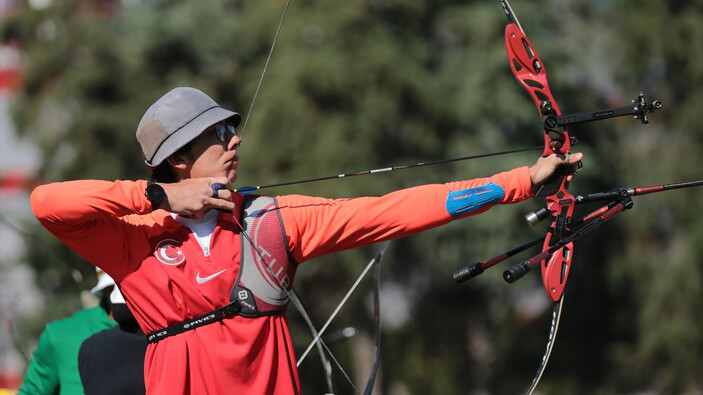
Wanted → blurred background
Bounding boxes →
[1,0,701,393]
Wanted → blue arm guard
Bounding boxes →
[445,182,505,219]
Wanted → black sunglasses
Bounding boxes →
[207,122,237,143]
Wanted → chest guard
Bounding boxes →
[147,195,296,343]
[230,195,297,317]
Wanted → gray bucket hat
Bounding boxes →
[136,87,241,167]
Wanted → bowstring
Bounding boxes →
[291,291,360,395]
[295,241,391,394]
[232,211,369,393]
[297,242,390,365]
[225,0,343,386]
[289,291,337,394]
[229,1,387,390]
[237,0,292,142]
[232,215,390,395]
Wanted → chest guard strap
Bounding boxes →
[147,301,242,343]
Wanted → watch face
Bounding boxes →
[147,183,166,203]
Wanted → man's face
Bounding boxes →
[185,121,241,183]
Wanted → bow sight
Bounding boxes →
[542,92,663,132]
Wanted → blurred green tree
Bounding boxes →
[3,0,701,393]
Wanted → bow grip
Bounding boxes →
[534,164,570,197]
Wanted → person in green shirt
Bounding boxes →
[18,269,118,395]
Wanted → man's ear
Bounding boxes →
[166,151,190,169]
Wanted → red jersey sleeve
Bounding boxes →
[278,166,533,262]
[30,179,157,281]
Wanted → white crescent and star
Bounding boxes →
[154,239,186,266]
[155,240,228,284]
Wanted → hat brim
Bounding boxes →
[90,272,115,294]
[147,107,241,167]
[110,286,126,304]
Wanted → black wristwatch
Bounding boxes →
[145,182,166,210]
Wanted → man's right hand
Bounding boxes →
[159,177,234,219]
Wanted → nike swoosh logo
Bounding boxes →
[196,269,228,284]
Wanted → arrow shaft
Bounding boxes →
[234,146,542,193]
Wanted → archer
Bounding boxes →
[30,87,581,394]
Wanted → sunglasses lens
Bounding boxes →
[214,123,237,143]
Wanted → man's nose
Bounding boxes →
[228,135,241,151]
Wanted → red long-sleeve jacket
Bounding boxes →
[31,167,532,394]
